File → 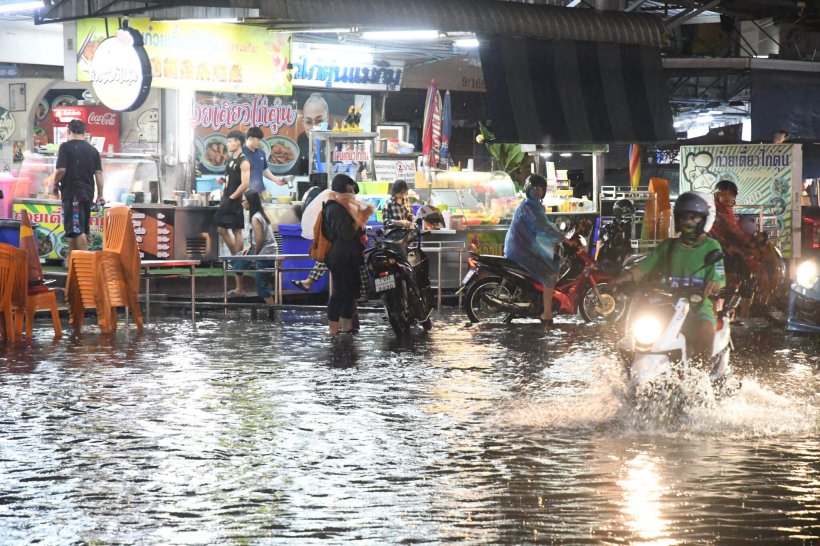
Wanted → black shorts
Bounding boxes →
[62,197,91,239]
[215,197,244,230]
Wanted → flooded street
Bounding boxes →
[1,309,818,545]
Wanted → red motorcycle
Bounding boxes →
[459,240,627,324]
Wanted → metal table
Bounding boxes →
[141,259,200,323]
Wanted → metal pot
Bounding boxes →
[182,198,199,207]
[374,138,387,154]
[174,191,187,206]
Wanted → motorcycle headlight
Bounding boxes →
[795,260,818,289]
[632,315,663,347]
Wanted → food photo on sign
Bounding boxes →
[192,90,368,177]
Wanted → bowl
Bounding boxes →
[201,133,229,172]
[398,145,415,154]
[264,135,299,174]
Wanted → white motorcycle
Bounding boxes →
[617,250,737,398]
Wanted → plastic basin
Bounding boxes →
[277,223,329,293]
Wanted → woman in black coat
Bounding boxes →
[323,174,365,335]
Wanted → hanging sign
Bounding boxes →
[90,27,152,111]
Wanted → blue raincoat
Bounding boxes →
[503,196,564,287]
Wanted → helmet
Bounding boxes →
[715,179,738,195]
[417,205,445,229]
[523,174,548,200]
[613,199,635,221]
[673,191,715,235]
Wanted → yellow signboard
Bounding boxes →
[77,19,292,96]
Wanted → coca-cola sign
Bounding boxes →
[87,112,118,126]
[91,26,151,111]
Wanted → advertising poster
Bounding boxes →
[193,90,366,176]
[76,19,291,96]
[13,202,103,261]
[679,144,801,258]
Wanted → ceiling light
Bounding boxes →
[293,28,352,34]
[167,17,241,23]
[454,38,480,48]
[0,0,43,13]
[541,152,553,157]
[707,110,723,115]
[560,153,572,157]
[362,30,440,41]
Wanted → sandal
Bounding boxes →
[227,289,244,298]
[291,279,310,292]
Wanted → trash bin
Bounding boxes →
[277,223,329,293]
[0,219,21,247]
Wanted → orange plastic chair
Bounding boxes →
[16,210,62,339]
[64,206,143,335]
[102,206,143,332]
[0,243,25,343]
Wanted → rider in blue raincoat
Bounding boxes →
[504,174,567,326]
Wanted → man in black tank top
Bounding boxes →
[215,130,250,254]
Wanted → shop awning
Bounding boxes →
[479,36,675,145]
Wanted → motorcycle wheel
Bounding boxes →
[579,282,626,323]
[383,290,411,337]
[465,277,514,323]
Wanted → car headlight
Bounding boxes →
[796,260,818,289]
[632,315,663,346]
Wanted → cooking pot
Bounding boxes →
[182,198,199,207]
[174,191,187,206]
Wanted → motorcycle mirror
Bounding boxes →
[416,217,424,229]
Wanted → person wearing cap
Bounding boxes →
[383,179,415,229]
[52,119,104,264]
[244,126,286,196]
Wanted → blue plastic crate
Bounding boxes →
[0,219,20,247]
[278,224,329,293]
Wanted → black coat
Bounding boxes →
[322,201,364,269]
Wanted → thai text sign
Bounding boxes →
[77,19,292,96]
[679,144,801,258]
[291,42,403,91]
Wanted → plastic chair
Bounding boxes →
[102,206,143,332]
[0,243,24,342]
[64,206,143,335]
[16,210,62,339]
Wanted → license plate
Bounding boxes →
[375,274,396,292]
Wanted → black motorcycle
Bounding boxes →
[366,219,434,336]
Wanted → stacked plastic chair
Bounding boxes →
[0,242,25,343]
[65,206,143,334]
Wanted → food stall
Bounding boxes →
[9,152,201,261]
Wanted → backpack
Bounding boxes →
[309,202,332,263]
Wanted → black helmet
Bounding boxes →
[613,199,635,221]
[523,174,548,200]
[673,191,715,234]
[715,179,738,196]
[417,205,445,229]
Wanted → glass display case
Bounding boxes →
[428,170,518,226]
[15,152,161,204]
[308,130,377,181]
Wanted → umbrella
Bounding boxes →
[439,90,452,169]
[421,79,442,169]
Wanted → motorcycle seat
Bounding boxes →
[478,255,533,276]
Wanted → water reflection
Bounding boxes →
[0,310,817,544]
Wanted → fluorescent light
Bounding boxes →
[0,0,43,14]
[560,153,572,157]
[294,28,351,34]
[454,38,480,48]
[362,30,439,41]
[707,110,724,115]
[541,152,553,157]
[168,17,241,23]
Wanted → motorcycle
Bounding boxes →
[459,238,626,324]
[616,249,736,397]
[720,233,786,318]
[366,218,434,336]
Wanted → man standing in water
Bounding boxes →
[216,130,250,258]
[244,126,286,196]
[52,119,104,265]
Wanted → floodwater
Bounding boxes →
[0,309,818,545]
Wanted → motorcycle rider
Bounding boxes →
[613,191,726,360]
[503,174,569,326]
[596,198,635,274]
[709,179,771,305]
